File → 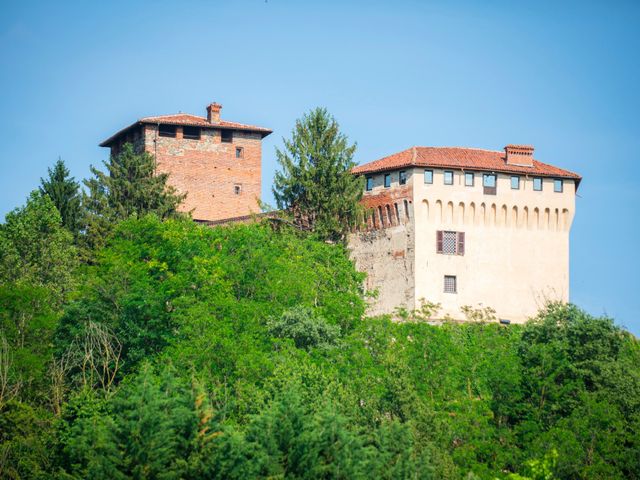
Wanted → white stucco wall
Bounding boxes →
[413,167,575,323]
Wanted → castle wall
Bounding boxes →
[142,125,262,221]
[412,168,576,323]
[349,171,416,316]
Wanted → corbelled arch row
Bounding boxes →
[360,199,414,231]
[358,198,572,232]
[420,199,573,231]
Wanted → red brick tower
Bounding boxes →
[100,103,272,221]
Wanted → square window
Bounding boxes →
[234,184,242,195]
[444,171,454,185]
[442,231,457,254]
[158,124,177,137]
[221,130,233,143]
[183,126,201,140]
[465,172,474,186]
[511,176,520,190]
[399,171,407,185]
[554,179,563,192]
[533,177,543,191]
[366,176,373,191]
[483,173,497,194]
[444,275,457,294]
[236,147,244,159]
[424,169,433,184]
[384,174,391,188]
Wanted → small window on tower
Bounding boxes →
[221,130,233,143]
[424,169,433,184]
[444,171,454,185]
[158,124,177,137]
[465,172,474,186]
[399,171,407,185]
[533,177,543,191]
[234,184,242,195]
[554,179,563,193]
[384,174,391,188]
[236,147,244,159]
[182,126,201,140]
[444,275,457,294]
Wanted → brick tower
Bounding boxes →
[100,103,272,221]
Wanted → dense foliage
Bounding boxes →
[1,211,638,479]
[1,148,639,479]
[81,143,186,253]
[272,108,364,243]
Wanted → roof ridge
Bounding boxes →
[415,145,504,154]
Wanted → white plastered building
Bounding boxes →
[349,145,581,323]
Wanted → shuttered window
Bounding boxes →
[436,230,465,255]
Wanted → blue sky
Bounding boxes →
[1,1,639,333]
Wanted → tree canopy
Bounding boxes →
[272,108,364,243]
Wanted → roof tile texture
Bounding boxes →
[352,146,581,181]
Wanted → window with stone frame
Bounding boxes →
[436,230,465,255]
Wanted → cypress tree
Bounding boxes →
[272,108,364,243]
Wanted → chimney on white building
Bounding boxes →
[504,144,534,167]
[206,102,222,123]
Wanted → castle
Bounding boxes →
[349,145,581,323]
[101,104,581,323]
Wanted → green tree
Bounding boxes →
[267,306,341,351]
[0,191,77,304]
[82,143,186,251]
[273,108,364,243]
[39,158,82,235]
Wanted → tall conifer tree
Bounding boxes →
[272,108,364,243]
[82,143,186,251]
[39,158,81,235]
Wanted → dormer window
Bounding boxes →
[158,124,177,138]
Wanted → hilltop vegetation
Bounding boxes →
[1,131,639,479]
[1,210,639,479]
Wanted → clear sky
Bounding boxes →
[1,1,638,333]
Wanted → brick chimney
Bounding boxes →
[206,103,222,123]
[504,145,534,167]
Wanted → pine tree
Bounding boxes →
[39,158,81,235]
[82,143,186,251]
[272,108,364,243]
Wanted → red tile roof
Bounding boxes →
[352,146,581,184]
[100,113,272,147]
